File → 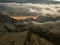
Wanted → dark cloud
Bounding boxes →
[0,3,60,16]
[0,0,53,3]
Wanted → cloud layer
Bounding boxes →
[0,3,60,16]
[0,0,53,3]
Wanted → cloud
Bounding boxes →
[0,3,60,16]
[0,0,53,3]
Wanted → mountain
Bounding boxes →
[0,14,17,23]
[17,15,60,23]
[36,16,54,22]
[0,14,60,45]
[0,20,60,45]
[0,17,60,45]
[36,16,60,22]
[55,16,60,20]
[24,18,35,22]
[0,14,17,32]
[25,21,60,45]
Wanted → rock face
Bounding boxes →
[0,21,60,45]
[4,22,16,32]
[23,21,60,45]
[36,16,55,22]
[0,31,28,45]
[24,18,35,22]
[0,14,17,23]
[36,16,60,22]
[0,14,60,45]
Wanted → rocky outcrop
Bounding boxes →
[36,16,60,22]
[27,21,60,45]
[3,22,16,32]
[0,14,60,45]
[0,14,17,23]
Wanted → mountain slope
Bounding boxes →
[0,14,60,45]
[0,14,17,23]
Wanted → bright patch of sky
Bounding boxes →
[53,0,60,1]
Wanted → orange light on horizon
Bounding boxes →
[10,16,38,20]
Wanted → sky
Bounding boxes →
[54,0,60,1]
[0,0,60,3]
[0,0,60,16]
[0,0,56,3]
[0,3,60,16]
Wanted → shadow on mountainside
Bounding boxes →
[0,14,60,45]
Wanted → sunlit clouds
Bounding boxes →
[0,3,60,17]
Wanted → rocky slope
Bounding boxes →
[0,14,60,45]
[36,16,60,22]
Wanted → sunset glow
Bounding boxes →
[10,16,38,20]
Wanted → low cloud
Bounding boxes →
[0,3,60,16]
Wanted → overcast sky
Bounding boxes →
[0,3,60,16]
[0,0,54,3]
[0,0,60,16]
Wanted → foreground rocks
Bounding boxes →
[0,14,60,45]
[0,21,60,45]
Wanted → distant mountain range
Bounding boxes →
[18,16,60,22]
[36,16,60,22]
[0,13,60,23]
[0,13,60,45]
